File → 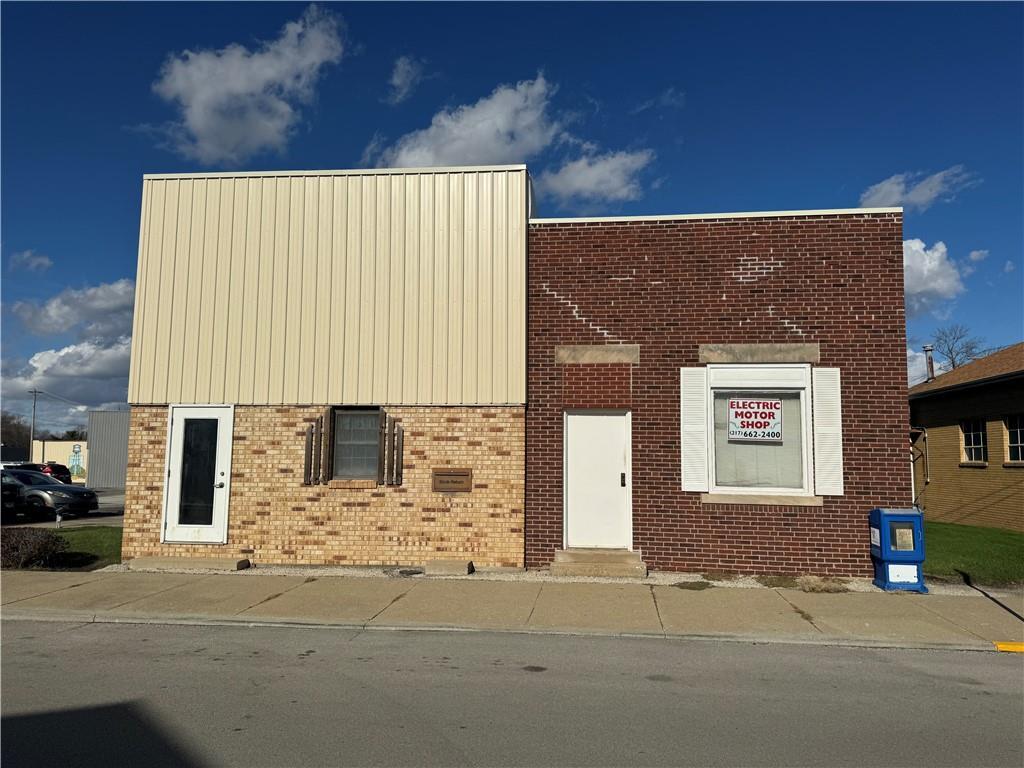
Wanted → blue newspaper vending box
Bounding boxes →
[869,508,927,593]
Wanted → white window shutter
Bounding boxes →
[680,368,709,492]
[812,367,844,496]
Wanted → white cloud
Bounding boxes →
[903,239,965,318]
[1,336,132,420]
[371,74,562,168]
[860,165,978,211]
[8,249,53,272]
[11,278,135,338]
[630,86,686,115]
[385,55,425,105]
[1005,260,1016,273]
[968,249,988,262]
[907,347,929,386]
[151,5,343,166]
[536,149,655,205]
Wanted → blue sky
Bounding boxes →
[2,2,1022,431]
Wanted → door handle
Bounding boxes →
[214,482,225,489]
[620,473,626,487]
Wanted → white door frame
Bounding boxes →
[161,404,234,544]
[562,409,633,551]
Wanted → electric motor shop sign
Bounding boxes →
[728,398,783,441]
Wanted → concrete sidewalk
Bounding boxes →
[2,570,1022,651]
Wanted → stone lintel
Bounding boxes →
[698,343,820,364]
[554,344,640,365]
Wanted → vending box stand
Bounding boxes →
[868,508,928,593]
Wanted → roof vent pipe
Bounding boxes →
[923,344,935,382]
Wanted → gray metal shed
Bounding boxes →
[86,410,130,489]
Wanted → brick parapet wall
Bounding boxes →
[123,405,524,567]
[527,213,910,576]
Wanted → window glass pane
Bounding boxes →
[890,521,915,551]
[714,392,803,489]
[179,418,217,525]
[961,420,988,462]
[1007,415,1023,462]
[334,410,380,479]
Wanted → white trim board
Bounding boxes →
[144,164,529,181]
[530,207,902,225]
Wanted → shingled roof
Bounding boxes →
[909,342,1024,398]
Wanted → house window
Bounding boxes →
[333,409,381,479]
[960,419,988,463]
[708,365,812,496]
[1006,415,1023,462]
[713,392,804,489]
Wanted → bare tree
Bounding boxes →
[932,324,985,370]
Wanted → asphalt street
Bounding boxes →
[2,620,1021,767]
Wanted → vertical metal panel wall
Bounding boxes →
[128,166,528,406]
[86,410,131,489]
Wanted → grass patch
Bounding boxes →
[923,521,1024,588]
[50,526,123,571]
[756,575,800,589]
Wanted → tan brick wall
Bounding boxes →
[911,379,1024,532]
[912,420,1024,532]
[123,406,525,567]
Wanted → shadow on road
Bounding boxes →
[2,701,207,768]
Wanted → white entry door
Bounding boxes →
[163,405,234,544]
[564,410,632,549]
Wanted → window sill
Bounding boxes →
[958,462,988,469]
[327,479,379,489]
[1003,461,1024,469]
[700,493,823,507]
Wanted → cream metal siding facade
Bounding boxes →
[128,166,528,406]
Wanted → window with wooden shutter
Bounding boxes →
[812,368,844,495]
[320,406,334,484]
[331,409,383,480]
[680,368,710,492]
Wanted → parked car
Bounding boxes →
[1,470,26,521]
[3,469,97,518]
[3,462,72,484]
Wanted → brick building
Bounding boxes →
[527,210,910,577]
[123,166,528,568]
[123,164,911,576]
[910,343,1024,532]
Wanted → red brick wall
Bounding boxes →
[527,212,910,576]
[562,364,632,409]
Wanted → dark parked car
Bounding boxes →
[3,462,72,484]
[3,469,97,518]
[2,470,26,521]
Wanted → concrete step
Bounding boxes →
[550,548,648,578]
[128,556,251,572]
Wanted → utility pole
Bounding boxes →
[28,388,41,461]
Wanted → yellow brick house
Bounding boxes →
[910,343,1024,532]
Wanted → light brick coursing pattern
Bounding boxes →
[122,406,525,567]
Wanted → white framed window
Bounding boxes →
[960,419,988,464]
[1006,415,1023,463]
[680,364,844,497]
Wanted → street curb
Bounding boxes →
[1,608,998,653]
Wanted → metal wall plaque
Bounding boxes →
[432,468,473,493]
